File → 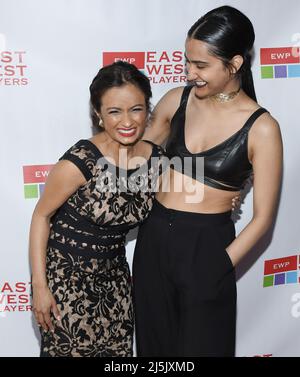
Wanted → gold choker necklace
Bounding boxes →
[211,88,241,103]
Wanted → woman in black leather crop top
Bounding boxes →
[133,6,283,357]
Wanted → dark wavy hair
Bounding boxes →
[188,5,257,101]
[89,61,152,130]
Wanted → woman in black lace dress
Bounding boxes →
[29,61,164,357]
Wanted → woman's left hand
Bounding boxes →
[231,193,241,211]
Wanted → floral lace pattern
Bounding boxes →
[39,139,164,357]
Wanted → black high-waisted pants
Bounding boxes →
[133,199,236,357]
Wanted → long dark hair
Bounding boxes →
[188,6,257,102]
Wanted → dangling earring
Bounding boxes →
[98,117,104,128]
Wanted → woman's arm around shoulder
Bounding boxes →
[143,86,185,145]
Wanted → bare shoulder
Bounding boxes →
[248,110,283,164]
[162,85,185,100]
[153,86,185,120]
[250,110,282,141]
[158,85,185,106]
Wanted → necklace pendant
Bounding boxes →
[212,88,241,103]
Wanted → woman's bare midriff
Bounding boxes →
[155,169,239,214]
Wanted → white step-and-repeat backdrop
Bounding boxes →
[0,0,299,357]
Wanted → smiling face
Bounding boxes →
[185,38,239,99]
[99,83,148,146]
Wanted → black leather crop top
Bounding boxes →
[165,85,268,191]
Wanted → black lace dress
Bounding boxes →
[39,139,164,357]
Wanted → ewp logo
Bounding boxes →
[23,165,54,199]
[263,255,300,287]
[103,52,145,70]
[260,47,300,79]
[102,51,186,84]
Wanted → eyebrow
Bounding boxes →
[184,53,209,65]
[106,104,145,110]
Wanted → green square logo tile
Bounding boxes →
[263,275,274,287]
[261,66,274,79]
[24,184,38,199]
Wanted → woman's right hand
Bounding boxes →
[32,286,61,332]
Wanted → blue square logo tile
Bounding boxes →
[286,271,298,284]
[275,65,287,78]
[39,183,45,196]
[274,273,285,285]
[288,64,300,78]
